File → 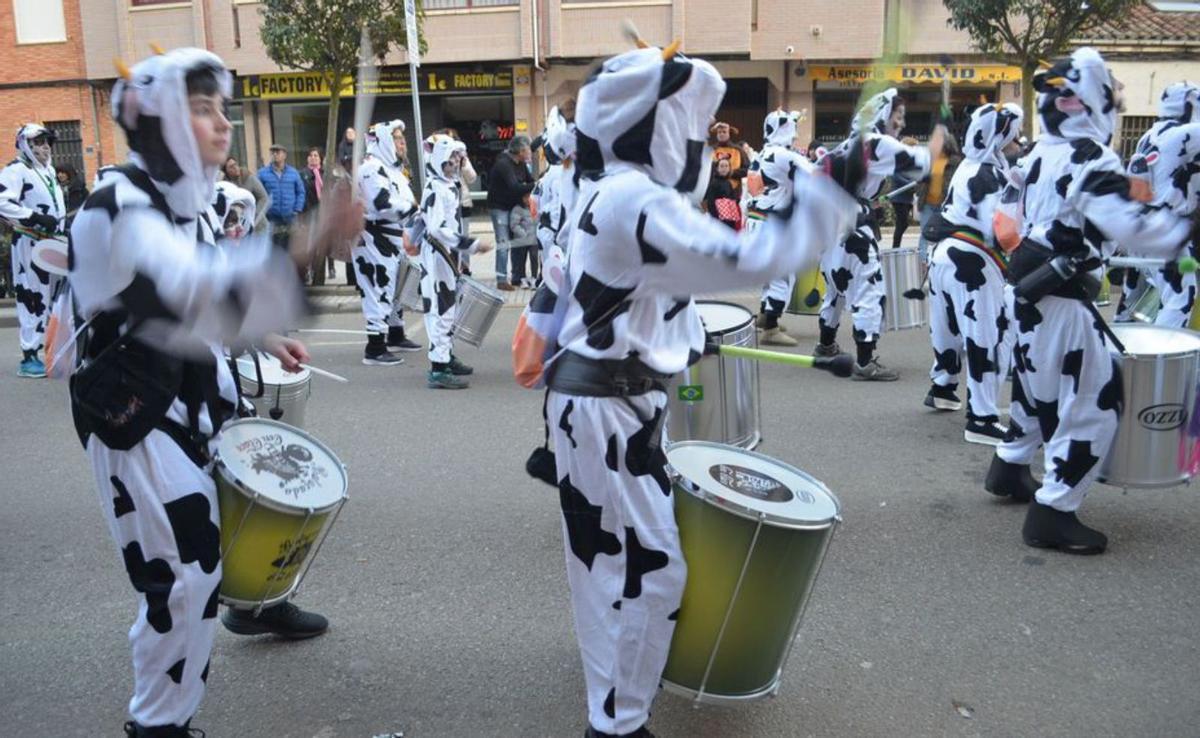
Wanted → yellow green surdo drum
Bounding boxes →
[786,268,825,316]
[663,441,840,704]
[214,418,348,609]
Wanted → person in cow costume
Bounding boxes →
[0,123,65,377]
[354,119,422,365]
[211,179,256,241]
[533,104,579,271]
[419,133,491,389]
[747,109,807,346]
[68,48,356,736]
[816,89,944,380]
[547,41,858,737]
[984,48,1193,555]
[925,102,1024,445]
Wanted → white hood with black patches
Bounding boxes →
[1034,47,1118,145]
[575,46,724,202]
[15,124,53,173]
[212,180,256,238]
[366,119,405,171]
[424,133,466,183]
[763,110,800,148]
[1158,82,1200,124]
[543,106,576,163]
[112,47,232,219]
[855,88,901,136]
[963,103,1023,167]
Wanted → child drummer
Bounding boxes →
[546,40,858,736]
[68,47,359,736]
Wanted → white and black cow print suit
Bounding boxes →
[419,134,482,367]
[551,46,856,736]
[534,105,579,275]
[0,124,65,356]
[748,110,806,321]
[997,48,1191,514]
[354,120,418,337]
[211,180,257,240]
[928,103,1023,423]
[1125,82,1200,328]
[68,49,303,731]
[819,89,931,355]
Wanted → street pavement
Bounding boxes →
[2,293,1199,737]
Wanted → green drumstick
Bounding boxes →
[712,344,855,378]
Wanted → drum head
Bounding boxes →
[216,418,345,511]
[1110,324,1200,357]
[667,441,838,528]
[32,239,69,276]
[236,352,311,385]
[696,301,752,335]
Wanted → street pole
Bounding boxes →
[405,0,424,193]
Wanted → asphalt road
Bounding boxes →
[2,300,1198,737]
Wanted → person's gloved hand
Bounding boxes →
[22,212,57,233]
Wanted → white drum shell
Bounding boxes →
[236,355,313,429]
[396,258,424,312]
[453,277,504,348]
[880,246,928,331]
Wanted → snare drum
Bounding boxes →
[662,441,840,704]
[786,268,825,316]
[880,246,928,331]
[214,418,347,609]
[236,352,312,428]
[396,258,424,312]
[452,277,504,347]
[1099,325,1200,488]
[667,301,761,450]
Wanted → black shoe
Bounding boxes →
[364,334,404,366]
[1022,501,1108,555]
[964,416,1008,446]
[448,356,474,376]
[386,327,422,352]
[124,721,205,737]
[585,726,655,738]
[924,383,962,411]
[221,601,329,639]
[984,455,1037,502]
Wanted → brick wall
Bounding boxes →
[0,0,85,84]
[0,82,118,183]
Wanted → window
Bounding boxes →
[1118,115,1156,161]
[130,0,189,6]
[45,120,83,179]
[424,0,517,8]
[12,0,66,43]
[228,104,247,169]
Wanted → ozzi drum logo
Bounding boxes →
[1137,403,1188,431]
[709,464,797,503]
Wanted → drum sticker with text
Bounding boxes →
[709,464,803,504]
[1137,403,1187,431]
[237,432,329,498]
[269,531,318,581]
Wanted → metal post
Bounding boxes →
[405,0,425,193]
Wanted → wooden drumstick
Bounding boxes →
[298,363,349,383]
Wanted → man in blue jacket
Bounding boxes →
[258,144,306,251]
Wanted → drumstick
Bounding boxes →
[711,344,855,378]
[877,179,919,202]
[1108,255,1199,273]
[296,328,371,335]
[299,362,349,383]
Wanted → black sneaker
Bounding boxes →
[125,720,205,737]
[1022,501,1107,555]
[585,726,655,738]
[448,356,474,376]
[851,357,899,381]
[984,455,1038,502]
[813,341,844,358]
[386,328,422,352]
[924,384,962,411]
[221,601,329,639]
[964,416,1008,446]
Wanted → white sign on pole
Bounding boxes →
[404,0,425,190]
[405,0,420,69]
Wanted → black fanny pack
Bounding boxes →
[921,211,960,244]
[546,351,673,398]
[1008,240,1101,304]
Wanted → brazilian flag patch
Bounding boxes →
[678,385,704,402]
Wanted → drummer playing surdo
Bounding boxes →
[925,103,1024,446]
[354,119,422,365]
[419,133,492,389]
[815,89,945,380]
[67,48,360,736]
[0,123,65,378]
[747,109,806,347]
[984,48,1194,554]
[546,42,857,737]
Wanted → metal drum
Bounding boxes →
[1130,284,1161,323]
[667,301,761,450]
[395,258,424,312]
[786,268,825,316]
[1099,324,1200,488]
[214,418,347,609]
[880,246,928,331]
[452,277,504,347]
[236,352,312,428]
[662,441,840,704]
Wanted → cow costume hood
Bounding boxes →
[424,133,466,183]
[1157,81,1200,124]
[763,110,801,148]
[15,123,54,173]
[1034,47,1118,145]
[366,119,405,171]
[112,47,232,218]
[963,102,1023,167]
[213,180,256,238]
[575,45,725,204]
[855,88,902,136]
[543,106,576,164]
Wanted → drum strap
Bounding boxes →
[546,351,672,398]
[424,236,461,278]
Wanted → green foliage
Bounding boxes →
[943,0,1139,63]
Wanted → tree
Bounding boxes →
[943,0,1140,135]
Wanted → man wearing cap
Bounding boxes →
[258,144,306,252]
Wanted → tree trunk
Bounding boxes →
[312,76,344,287]
[1021,61,1038,139]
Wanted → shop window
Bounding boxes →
[425,0,517,8]
[13,0,66,43]
[1118,115,1156,161]
[228,104,248,168]
[45,120,84,179]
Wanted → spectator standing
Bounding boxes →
[486,135,535,291]
[916,136,963,265]
[258,144,306,252]
[336,127,357,170]
[709,121,753,200]
[56,163,89,226]
[300,147,337,281]
[508,196,538,287]
[223,156,270,234]
[703,155,742,230]
[889,140,920,249]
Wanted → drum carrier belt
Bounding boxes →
[547,351,673,398]
[948,227,1008,274]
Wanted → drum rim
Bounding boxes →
[235,353,312,385]
[1109,324,1200,359]
[214,418,347,514]
[694,300,754,336]
[666,440,840,530]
